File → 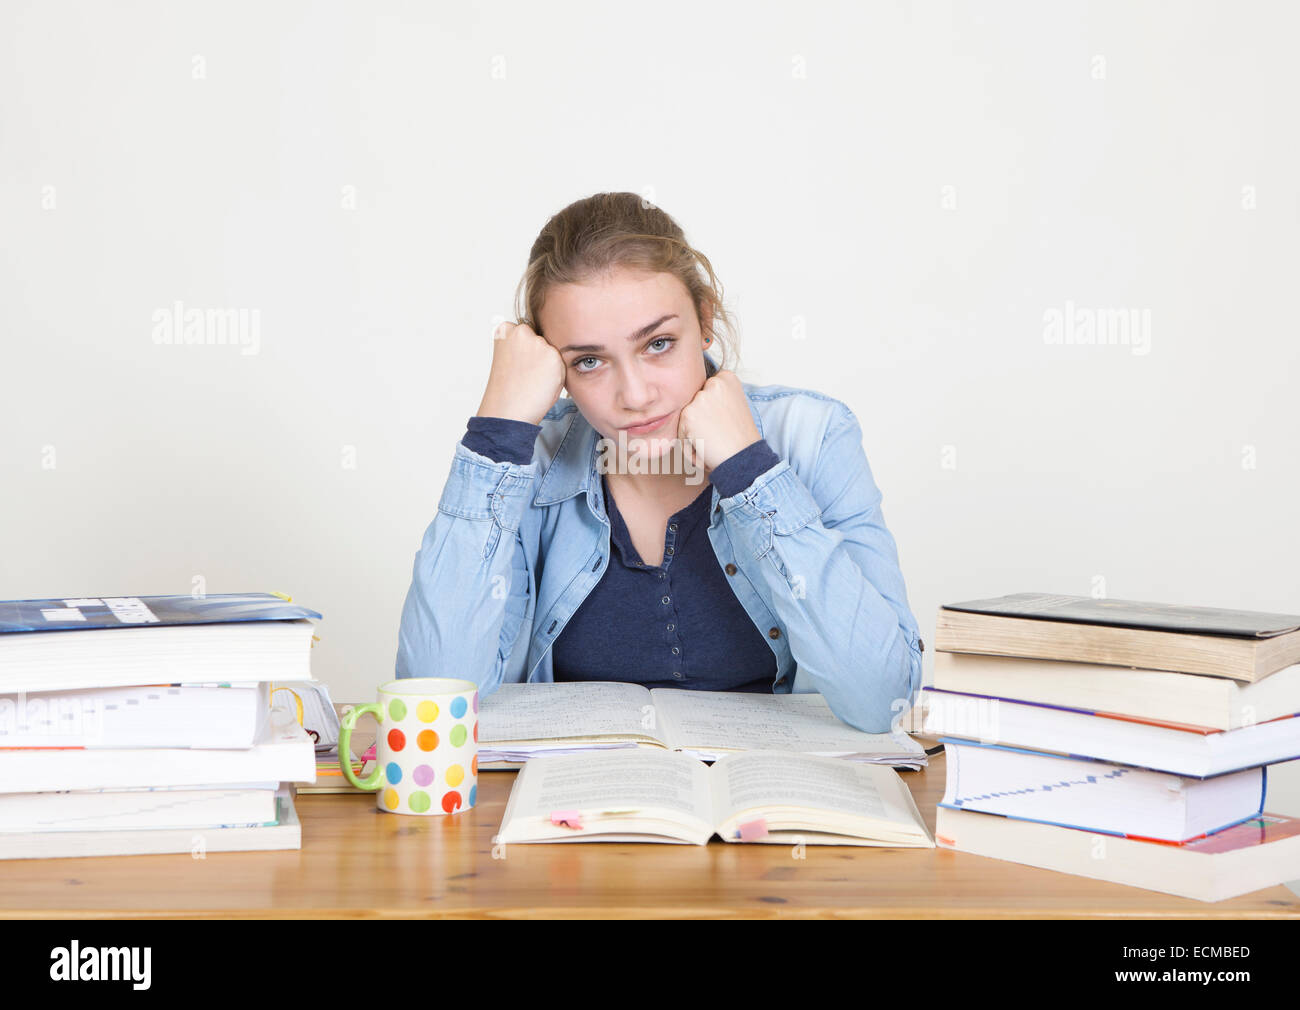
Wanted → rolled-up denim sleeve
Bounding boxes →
[716,404,922,733]
[462,415,542,465]
[709,439,781,498]
[395,439,539,696]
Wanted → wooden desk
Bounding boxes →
[1,743,1298,919]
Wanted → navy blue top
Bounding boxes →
[462,415,783,692]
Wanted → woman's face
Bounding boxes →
[537,266,710,460]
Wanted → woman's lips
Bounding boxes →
[620,411,672,435]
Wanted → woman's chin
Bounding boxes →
[630,432,680,456]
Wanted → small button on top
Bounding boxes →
[666,623,675,631]
[671,646,680,655]
[768,627,781,639]
[661,595,671,605]
[668,523,678,532]
[665,546,674,556]
[725,563,737,575]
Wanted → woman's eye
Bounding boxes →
[573,338,673,374]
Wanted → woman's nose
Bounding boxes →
[617,365,654,410]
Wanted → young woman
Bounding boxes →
[396,192,922,733]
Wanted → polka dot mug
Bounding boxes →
[338,678,478,816]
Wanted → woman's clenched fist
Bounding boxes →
[476,321,567,426]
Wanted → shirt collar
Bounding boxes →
[532,350,763,507]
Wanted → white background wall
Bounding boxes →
[3,2,1298,807]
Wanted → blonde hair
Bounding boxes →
[513,192,739,372]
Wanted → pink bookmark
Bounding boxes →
[737,818,769,841]
[550,810,584,829]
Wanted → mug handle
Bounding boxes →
[338,703,385,791]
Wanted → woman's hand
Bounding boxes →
[476,321,567,426]
[677,369,762,475]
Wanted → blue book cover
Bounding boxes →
[0,594,321,634]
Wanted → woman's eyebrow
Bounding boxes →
[559,314,678,354]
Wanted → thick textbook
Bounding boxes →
[0,714,317,793]
[478,681,927,768]
[921,688,1300,778]
[932,651,1300,732]
[0,782,280,833]
[0,594,320,692]
[936,805,1300,902]
[0,787,301,861]
[936,594,1300,682]
[0,593,321,633]
[938,741,1265,843]
[495,748,934,847]
[0,682,269,749]
[941,593,1300,637]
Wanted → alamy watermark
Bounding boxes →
[151,300,260,356]
[1043,300,1151,356]
[0,691,106,745]
[595,429,705,485]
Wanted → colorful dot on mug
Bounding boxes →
[473,721,478,743]
[388,699,407,721]
[409,791,431,813]
[387,728,406,752]
[468,785,477,808]
[418,729,439,751]
[451,696,468,719]
[386,762,402,785]
[383,788,400,810]
[446,764,464,787]
[472,754,478,775]
[413,764,434,787]
[417,700,439,722]
[450,724,467,747]
[473,692,479,714]
[441,791,462,814]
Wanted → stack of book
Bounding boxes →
[924,592,1300,902]
[0,593,320,859]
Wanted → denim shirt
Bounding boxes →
[395,353,924,733]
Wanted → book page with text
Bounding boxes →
[498,750,715,842]
[479,682,666,746]
[651,689,923,760]
[708,750,931,840]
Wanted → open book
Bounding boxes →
[495,748,934,847]
[478,682,927,769]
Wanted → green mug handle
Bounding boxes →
[339,703,385,791]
